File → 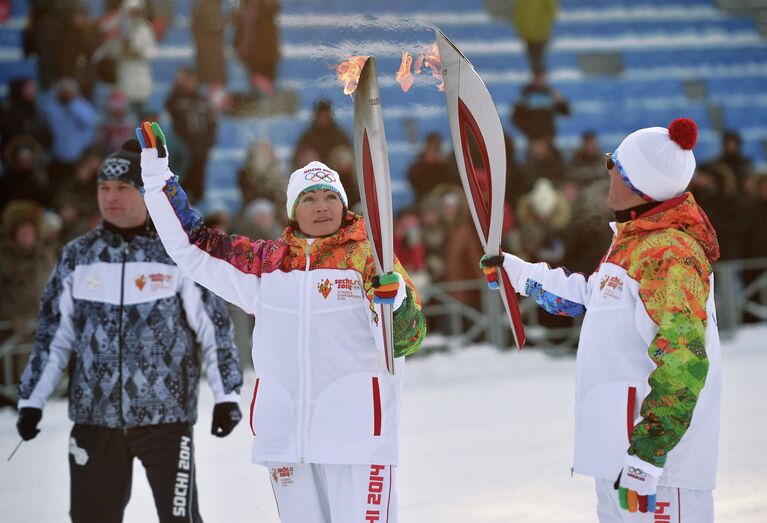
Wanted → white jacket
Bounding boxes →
[142,155,425,465]
[503,194,721,490]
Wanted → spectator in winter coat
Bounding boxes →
[0,200,56,398]
[191,0,229,110]
[714,130,753,188]
[0,78,51,161]
[53,146,105,242]
[234,198,284,241]
[689,162,747,261]
[440,188,485,311]
[567,131,604,186]
[238,138,287,212]
[0,136,51,213]
[116,0,158,118]
[393,209,426,276]
[508,178,571,264]
[97,90,137,153]
[328,144,361,210]
[511,0,559,74]
[519,136,567,195]
[16,139,243,523]
[234,0,281,96]
[140,122,426,522]
[57,5,100,100]
[482,119,721,522]
[43,78,100,182]
[406,132,460,205]
[165,68,218,202]
[511,70,570,142]
[295,99,351,165]
[742,174,767,260]
[23,0,73,90]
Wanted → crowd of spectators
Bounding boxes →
[2,0,767,364]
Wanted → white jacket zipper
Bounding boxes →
[298,244,312,464]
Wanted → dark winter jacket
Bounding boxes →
[17,224,243,428]
[295,121,351,165]
[165,87,217,155]
[234,0,281,79]
[511,83,570,140]
[191,0,228,84]
[0,78,51,156]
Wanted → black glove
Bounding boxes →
[211,402,242,438]
[17,407,42,441]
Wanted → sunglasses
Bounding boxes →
[605,153,615,171]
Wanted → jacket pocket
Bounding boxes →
[311,373,377,443]
[250,377,296,453]
[626,386,637,444]
[372,377,382,437]
[249,378,260,436]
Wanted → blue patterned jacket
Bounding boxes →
[18,224,243,428]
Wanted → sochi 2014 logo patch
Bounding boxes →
[271,466,294,487]
[599,275,624,299]
[334,277,362,301]
[318,278,333,299]
[135,273,173,291]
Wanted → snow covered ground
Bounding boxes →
[2,325,766,522]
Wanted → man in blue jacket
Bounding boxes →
[16,139,244,523]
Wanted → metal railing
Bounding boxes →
[2,257,766,402]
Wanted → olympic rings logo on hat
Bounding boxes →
[100,158,132,178]
[304,168,337,183]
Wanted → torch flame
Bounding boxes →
[334,55,370,96]
[395,51,414,93]
[422,42,444,91]
[414,53,424,75]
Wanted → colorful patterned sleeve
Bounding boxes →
[628,255,711,468]
[391,257,426,358]
[144,175,265,314]
[363,254,426,358]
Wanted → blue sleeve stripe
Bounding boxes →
[524,279,586,317]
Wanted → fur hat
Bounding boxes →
[285,161,348,220]
[613,118,698,202]
[98,139,143,188]
[2,199,44,241]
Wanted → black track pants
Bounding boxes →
[69,423,202,523]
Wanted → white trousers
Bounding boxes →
[595,479,714,523]
[265,462,397,523]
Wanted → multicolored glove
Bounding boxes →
[479,254,505,290]
[136,121,171,185]
[614,461,661,514]
[135,121,167,157]
[372,272,403,306]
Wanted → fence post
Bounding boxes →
[715,262,739,333]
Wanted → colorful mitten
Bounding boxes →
[372,272,403,305]
[614,460,661,514]
[135,121,167,157]
[479,254,505,290]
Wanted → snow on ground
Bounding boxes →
[2,325,766,522]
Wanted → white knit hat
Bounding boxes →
[286,161,348,220]
[613,118,698,202]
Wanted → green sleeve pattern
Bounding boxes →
[393,286,426,358]
[628,258,710,468]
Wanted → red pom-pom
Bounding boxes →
[668,118,698,150]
